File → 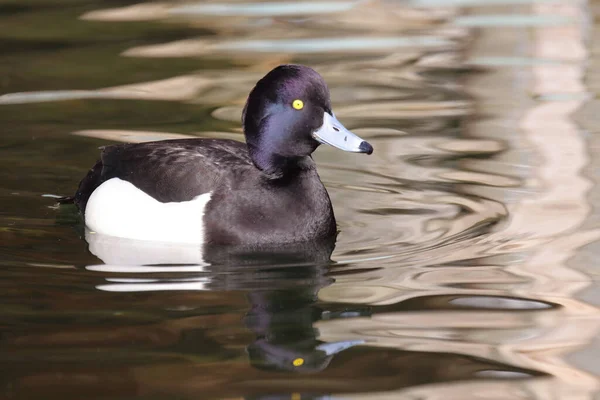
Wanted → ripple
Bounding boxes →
[411,0,561,5]
[170,2,361,17]
[80,1,362,20]
[434,139,506,154]
[0,75,210,104]
[123,36,456,58]
[449,296,554,310]
[455,14,575,27]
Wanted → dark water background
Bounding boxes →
[1,0,600,399]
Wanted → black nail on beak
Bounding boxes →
[359,141,373,155]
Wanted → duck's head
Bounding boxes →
[243,64,373,177]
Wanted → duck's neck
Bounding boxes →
[248,145,314,179]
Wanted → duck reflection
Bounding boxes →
[85,230,365,373]
[244,277,364,373]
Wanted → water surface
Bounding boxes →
[1,0,599,399]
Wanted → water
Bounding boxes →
[1,0,599,398]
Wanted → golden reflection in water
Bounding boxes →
[318,2,599,400]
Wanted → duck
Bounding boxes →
[69,64,373,245]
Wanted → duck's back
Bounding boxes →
[75,139,253,212]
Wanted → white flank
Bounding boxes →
[85,178,212,244]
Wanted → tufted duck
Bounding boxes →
[69,64,373,245]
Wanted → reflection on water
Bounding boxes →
[1,0,599,399]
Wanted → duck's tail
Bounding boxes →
[57,196,75,204]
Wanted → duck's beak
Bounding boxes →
[313,112,373,154]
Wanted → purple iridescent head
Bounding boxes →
[242,65,373,177]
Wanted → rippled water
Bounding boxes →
[1,0,599,399]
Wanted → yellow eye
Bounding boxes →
[292,99,304,110]
[292,358,305,367]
